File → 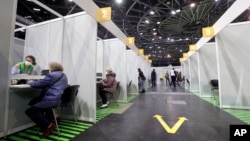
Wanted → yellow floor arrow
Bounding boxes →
[154,115,188,134]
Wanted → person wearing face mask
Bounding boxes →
[11,55,37,84]
[11,55,37,75]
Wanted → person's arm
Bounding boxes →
[102,76,114,87]
[11,64,21,75]
[28,74,52,88]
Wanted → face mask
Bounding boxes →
[25,61,32,66]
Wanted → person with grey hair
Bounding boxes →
[25,62,68,138]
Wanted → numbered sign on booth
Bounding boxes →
[202,27,215,37]
[126,37,135,46]
[97,7,111,22]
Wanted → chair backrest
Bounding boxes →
[41,69,49,75]
[116,82,120,89]
[210,79,219,87]
[128,80,132,86]
[60,85,80,105]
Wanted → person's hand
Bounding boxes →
[27,80,34,84]
[11,79,18,85]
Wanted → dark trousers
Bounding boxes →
[166,78,170,86]
[99,87,108,104]
[170,76,176,87]
[25,107,53,130]
[151,79,156,87]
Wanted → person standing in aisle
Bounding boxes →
[138,68,146,93]
[151,69,156,87]
[165,71,170,86]
[170,68,176,87]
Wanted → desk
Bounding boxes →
[8,86,41,135]
[9,84,31,88]
[10,75,45,80]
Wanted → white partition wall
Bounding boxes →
[189,52,200,93]
[25,19,63,74]
[216,22,250,109]
[96,40,104,73]
[103,39,127,102]
[199,43,218,97]
[183,59,190,89]
[12,38,24,66]
[0,0,17,137]
[62,13,97,122]
[126,50,139,94]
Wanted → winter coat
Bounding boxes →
[101,72,117,93]
[29,71,68,108]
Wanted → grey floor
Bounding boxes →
[72,84,245,141]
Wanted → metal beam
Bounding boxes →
[31,0,63,18]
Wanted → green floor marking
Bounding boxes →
[197,93,250,124]
[17,132,51,141]
[8,136,30,141]
[58,125,85,132]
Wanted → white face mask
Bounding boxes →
[25,61,32,66]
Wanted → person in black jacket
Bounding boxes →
[138,68,146,93]
[151,69,156,87]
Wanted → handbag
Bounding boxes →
[28,73,64,106]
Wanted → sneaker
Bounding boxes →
[41,123,56,138]
[100,104,108,108]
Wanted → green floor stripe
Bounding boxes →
[8,136,30,141]
[17,132,52,141]
[59,122,87,129]
[127,94,138,102]
[59,125,85,132]
[46,134,69,141]
[59,128,81,135]
[50,131,75,138]
[60,120,92,126]
[60,121,92,128]
[197,93,250,125]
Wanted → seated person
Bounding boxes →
[25,62,68,138]
[11,55,37,84]
[98,67,117,108]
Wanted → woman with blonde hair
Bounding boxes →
[25,62,68,138]
[98,67,117,108]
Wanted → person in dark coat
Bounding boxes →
[151,69,156,87]
[98,67,117,108]
[25,62,68,138]
[138,68,146,93]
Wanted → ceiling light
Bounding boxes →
[115,0,123,4]
[171,10,176,15]
[159,36,162,39]
[157,21,161,24]
[190,3,196,8]
[150,11,155,15]
[152,38,155,41]
[180,50,183,52]
[140,33,143,35]
[153,28,156,31]
[33,8,41,11]
[145,20,149,23]
[153,32,157,35]
[69,0,73,2]
[176,9,181,13]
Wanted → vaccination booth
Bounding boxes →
[189,52,200,93]
[126,50,139,94]
[216,21,250,109]
[198,42,218,98]
[5,12,98,137]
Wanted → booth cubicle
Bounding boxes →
[216,21,250,109]
[189,52,200,93]
[5,12,98,137]
[198,43,218,98]
[126,50,139,94]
